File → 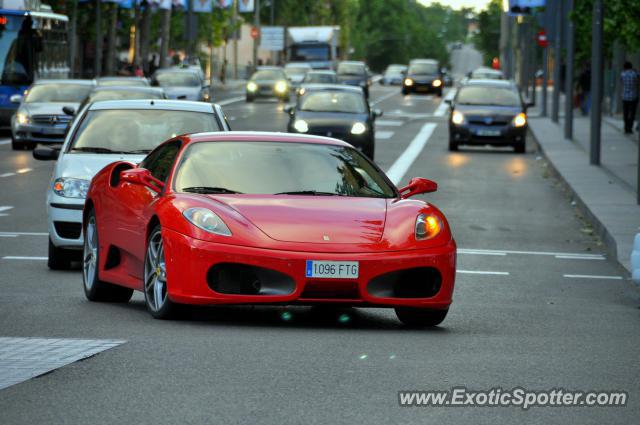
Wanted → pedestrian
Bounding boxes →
[148,54,158,76]
[620,61,639,134]
[219,59,227,85]
[577,64,591,116]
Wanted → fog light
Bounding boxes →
[293,119,308,133]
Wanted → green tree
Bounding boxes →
[474,0,501,65]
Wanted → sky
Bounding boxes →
[417,0,492,12]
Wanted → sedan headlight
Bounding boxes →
[415,213,442,241]
[513,112,527,127]
[53,178,90,199]
[16,112,30,125]
[350,122,367,135]
[432,79,442,87]
[404,78,414,87]
[275,80,288,94]
[246,82,258,92]
[451,110,465,125]
[183,207,232,236]
[293,119,309,133]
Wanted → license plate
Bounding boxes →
[305,260,359,279]
[40,127,63,135]
[476,129,501,136]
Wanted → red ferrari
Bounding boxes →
[82,132,456,326]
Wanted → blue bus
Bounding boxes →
[0,4,69,129]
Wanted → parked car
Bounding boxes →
[380,64,407,85]
[336,61,371,98]
[10,79,95,150]
[402,59,442,96]
[82,131,456,326]
[151,69,211,102]
[447,79,531,153]
[246,67,290,102]
[285,84,381,159]
[33,99,230,270]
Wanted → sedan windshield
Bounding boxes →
[304,73,337,84]
[175,142,396,198]
[252,70,285,80]
[408,63,438,74]
[25,84,93,103]
[300,91,366,114]
[154,72,200,87]
[285,67,309,77]
[337,63,365,75]
[70,109,220,153]
[456,86,520,107]
[98,79,149,87]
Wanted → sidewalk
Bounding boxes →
[527,93,640,272]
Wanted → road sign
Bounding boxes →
[250,26,259,40]
[537,30,548,48]
[260,26,285,51]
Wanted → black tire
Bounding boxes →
[514,140,526,153]
[436,89,443,97]
[402,88,409,96]
[82,209,133,302]
[48,237,78,270]
[448,135,458,151]
[246,95,254,103]
[11,136,28,150]
[144,224,180,319]
[364,143,375,160]
[395,307,448,327]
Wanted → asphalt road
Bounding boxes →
[0,80,638,424]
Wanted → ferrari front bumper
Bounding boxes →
[162,228,456,309]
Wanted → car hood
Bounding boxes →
[295,111,368,128]
[455,104,521,118]
[21,102,80,115]
[162,86,201,100]
[215,195,387,244]
[56,152,147,180]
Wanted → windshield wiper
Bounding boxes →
[182,186,242,194]
[122,149,152,154]
[274,190,344,196]
[71,146,124,154]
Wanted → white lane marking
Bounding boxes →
[0,206,13,216]
[457,270,510,276]
[458,248,605,260]
[370,91,397,106]
[2,256,48,261]
[375,120,403,127]
[16,168,32,174]
[0,172,16,178]
[555,255,606,261]
[563,274,623,280]
[216,96,245,106]
[0,234,17,238]
[376,131,394,140]
[434,89,456,117]
[385,110,433,119]
[0,231,48,236]
[385,123,437,184]
[0,139,10,145]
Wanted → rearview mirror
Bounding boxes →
[10,94,22,104]
[62,106,75,116]
[33,146,60,161]
[120,168,164,192]
[398,177,437,199]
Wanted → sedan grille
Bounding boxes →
[32,115,73,125]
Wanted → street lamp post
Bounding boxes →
[551,0,562,123]
[253,0,260,71]
[590,0,604,165]
[564,0,574,140]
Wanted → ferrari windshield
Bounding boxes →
[299,91,367,113]
[70,109,220,153]
[25,84,93,103]
[175,142,396,198]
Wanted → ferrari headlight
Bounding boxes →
[451,110,465,125]
[293,119,308,133]
[404,78,414,87]
[415,213,442,240]
[350,122,367,135]
[432,79,442,87]
[16,112,30,125]
[513,112,527,127]
[52,178,90,199]
[246,82,258,92]
[183,207,232,237]
[275,80,288,94]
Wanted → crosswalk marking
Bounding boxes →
[376,120,403,127]
[376,131,394,140]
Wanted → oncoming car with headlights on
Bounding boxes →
[82,132,456,326]
[285,85,381,159]
[402,59,443,96]
[246,67,290,102]
[33,99,230,270]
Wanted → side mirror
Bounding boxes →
[398,177,437,199]
[62,106,75,116]
[33,146,60,161]
[372,108,383,118]
[526,101,535,108]
[10,94,22,104]
[445,99,452,105]
[283,105,293,114]
[120,168,164,192]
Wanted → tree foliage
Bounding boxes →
[473,0,501,65]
